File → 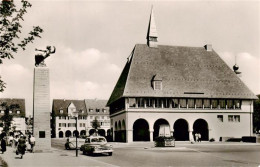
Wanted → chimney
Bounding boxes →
[204,44,212,51]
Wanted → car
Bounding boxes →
[80,136,113,156]
[65,137,85,150]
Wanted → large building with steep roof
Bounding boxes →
[0,98,26,135]
[107,8,257,143]
[51,99,110,138]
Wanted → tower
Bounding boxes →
[146,6,158,48]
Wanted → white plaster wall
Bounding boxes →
[111,100,253,142]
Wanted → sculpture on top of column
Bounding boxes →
[35,46,56,67]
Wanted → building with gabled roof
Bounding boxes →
[107,8,257,143]
[0,98,26,135]
[51,99,110,138]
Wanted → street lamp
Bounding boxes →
[69,110,79,157]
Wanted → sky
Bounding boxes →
[0,0,259,116]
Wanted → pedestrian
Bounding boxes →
[29,135,35,153]
[1,136,7,154]
[198,133,201,142]
[9,135,14,147]
[195,133,198,142]
[14,135,19,148]
[17,135,26,159]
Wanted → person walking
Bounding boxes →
[198,133,201,142]
[29,135,35,153]
[17,136,26,159]
[1,136,7,154]
[14,135,19,148]
[195,133,198,142]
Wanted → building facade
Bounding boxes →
[0,98,26,135]
[107,8,257,143]
[52,99,110,138]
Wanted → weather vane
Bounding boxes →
[35,46,56,67]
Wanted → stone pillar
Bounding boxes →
[126,129,133,143]
[189,130,194,143]
[113,131,116,141]
[170,130,174,137]
[33,67,51,152]
[149,130,154,142]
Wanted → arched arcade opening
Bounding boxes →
[173,119,189,141]
[153,118,170,140]
[193,119,209,141]
[133,119,150,141]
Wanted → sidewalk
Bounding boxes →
[0,146,117,167]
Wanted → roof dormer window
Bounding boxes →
[153,81,162,90]
[152,75,162,90]
[59,109,63,114]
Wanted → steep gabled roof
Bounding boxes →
[0,98,26,117]
[52,99,86,116]
[85,99,109,112]
[107,44,257,105]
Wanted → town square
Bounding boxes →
[0,0,260,166]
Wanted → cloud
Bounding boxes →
[48,45,121,101]
[1,45,122,116]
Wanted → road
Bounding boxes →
[52,139,260,166]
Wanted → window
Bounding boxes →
[219,100,226,109]
[59,109,63,114]
[59,123,66,127]
[163,99,170,108]
[196,99,203,108]
[212,99,218,109]
[145,98,153,108]
[188,99,195,108]
[89,109,93,112]
[90,116,93,119]
[203,99,210,108]
[17,110,20,114]
[234,115,240,122]
[217,115,223,122]
[96,109,100,112]
[0,110,4,114]
[228,115,240,122]
[153,81,162,90]
[129,98,136,107]
[180,99,187,108]
[102,109,106,112]
[137,98,145,108]
[234,100,241,109]
[154,98,162,108]
[172,99,179,108]
[9,110,12,114]
[227,100,233,109]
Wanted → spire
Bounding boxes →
[146,6,158,48]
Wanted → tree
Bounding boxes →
[0,0,43,92]
[92,117,101,131]
[0,102,19,134]
[253,95,260,133]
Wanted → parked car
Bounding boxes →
[80,136,113,156]
[65,137,85,150]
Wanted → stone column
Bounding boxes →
[170,130,174,137]
[149,130,154,142]
[33,67,51,152]
[113,130,116,141]
[126,129,133,143]
[189,130,194,143]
